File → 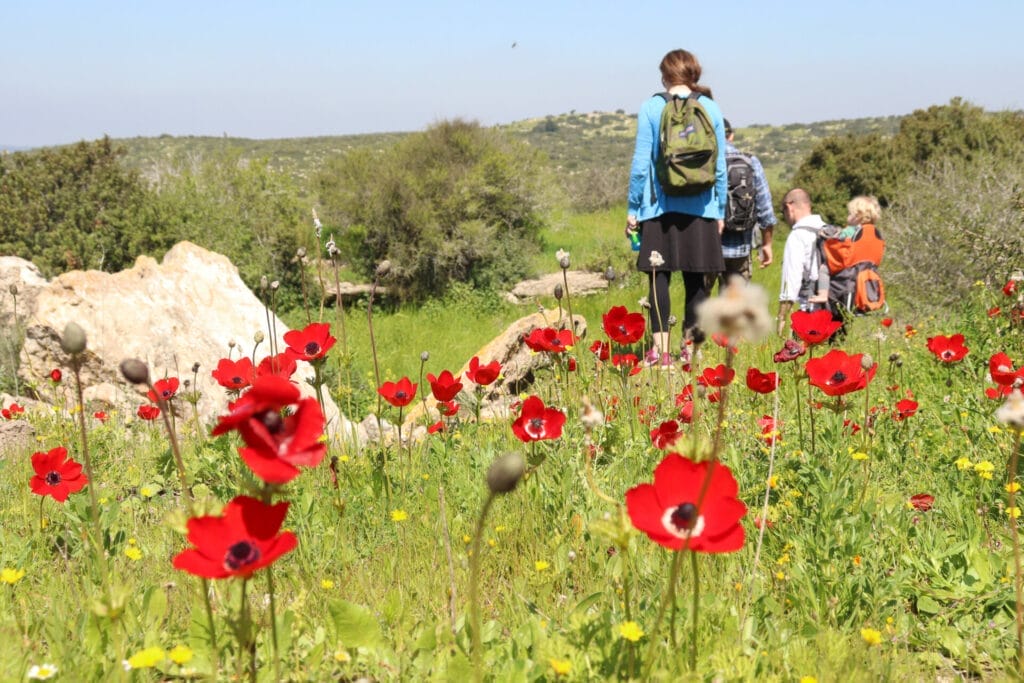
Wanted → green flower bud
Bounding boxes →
[60,322,87,354]
[119,358,150,385]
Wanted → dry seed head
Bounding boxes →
[861,354,875,371]
[420,351,430,362]
[8,284,17,296]
[60,322,87,354]
[254,331,265,344]
[487,452,525,494]
[119,358,150,385]
[604,267,616,282]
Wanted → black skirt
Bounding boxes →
[635,212,724,273]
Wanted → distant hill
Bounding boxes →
[48,112,905,191]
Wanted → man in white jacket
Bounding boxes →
[777,188,827,335]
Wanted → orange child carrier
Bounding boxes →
[818,223,886,313]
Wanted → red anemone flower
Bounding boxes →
[893,399,919,421]
[881,318,893,328]
[909,494,934,512]
[466,356,501,387]
[677,400,694,424]
[1005,280,1018,297]
[511,395,566,442]
[625,454,746,552]
[137,405,161,420]
[50,368,62,383]
[758,415,781,445]
[93,411,108,422]
[439,400,460,417]
[790,309,842,345]
[987,385,1014,400]
[989,352,1024,387]
[696,364,735,388]
[523,327,575,354]
[427,370,463,402]
[602,305,645,345]
[650,420,683,450]
[772,339,806,363]
[805,349,878,397]
[989,306,1002,318]
[212,375,327,484]
[378,377,417,408]
[427,420,445,434]
[612,353,641,376]
[283,322,336,362]
[256,353,298,381]
[147,377,180,403]
[2,402,25,419]
[30,446,88,502]
[926,334,969,363]
[843,419,861,434]
[745,368,779,394]
[589,340,611,361]
[212,357,256,391]
[173,495,297,579]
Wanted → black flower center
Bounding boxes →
[223,540,261,571]
[670,502,698,530]
[161,389,173,398]
[829,371,847,384]
[395,391,407,400]
[304,341,321,357]
[808,328,819,337]
[231,376,242,385]
[529,417,545,431]
[259,410,284,434]
[45,470,62,486]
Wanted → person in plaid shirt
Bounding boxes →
[718,119,776,285]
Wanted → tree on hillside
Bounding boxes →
[0,138,169,275]
[315,119,558,303]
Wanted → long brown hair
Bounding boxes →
[659,49,713,99]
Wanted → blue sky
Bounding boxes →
[3,0,1023,148]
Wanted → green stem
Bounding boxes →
[1008,430,1023,675]
[689,550,700,670]
[470,492,496,683]
[643,549,683,679]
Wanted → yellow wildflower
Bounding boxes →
[776,553,790,565]
[321,579,335,589]
[124,547,143,561]
[955,457,973,471]
[168,645,193,665]
[390,509,408,522]
[861,628,882,646]
[140,485,156,498]
[1008,507,1021,519]
[851,451,869,461]
[124,646,165,669]
[989,426,1003,434]
[534,560,550,572]
[768,475,778,489]
[334,649,351,663]
[799,677,818,683]
[975,461,995,480]
[1,567,26,585]
[549,658,572,676]
[339,454,350,463]
[1008,482,1022,494]
[775,571,786,581]
[619,621,644,642]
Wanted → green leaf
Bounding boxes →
[916,594,941,615]
[329,599,383,650]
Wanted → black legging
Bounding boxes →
[648,270,713,343]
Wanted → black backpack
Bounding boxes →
[723,152,758,232]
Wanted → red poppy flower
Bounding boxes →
[988,307,1002,318]
[746,368,779,394]
[843,419,861,434]
[625,454,746,553]
[30,446,88,502]
[1005,280,1018,297]
[173,495,298,579]
[511,395,566,442]
[426,370,463,402]
[93,411,108,422]
[758,415,781,445]
[881,318,893,328]
[256,353,298,381]
[283,322,336,362]
[696,364,735,388]
[909,493,934,512]
[989,352,1024,387]
[137,405,161,420]
[612,353,642,376]
[439,400,460,417]
[212,357,256,391]
[706,389,722,403]
[2,402,24,419]
[523,327,575,354]
[790,309,842,345]
[677,400,694,424]
[50,368,62,383]
[466,356,501,387]
[427,420,445,434]
[675,385,694,405]
[212,375,327,484]
[378,377,417,408]
[567,357,577,372]
[147,377,180,403]
[805,349,878,397]
[986,385,1014,400]
[893,399,919,421]
[602,305,645,345]
[711,333,738,354]
[772,339,806,363]
[927,334,969,363]
[589,340,610,361]
[650,420,683,450]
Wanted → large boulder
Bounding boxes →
[506,270,609,303]
[11,242,350,436]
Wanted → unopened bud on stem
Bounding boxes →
[60,322,87,354]
[120,358,150,385]
[487,452,525,494]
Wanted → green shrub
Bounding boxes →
[314,119,559,303]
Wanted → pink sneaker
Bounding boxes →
[643,348,661,367]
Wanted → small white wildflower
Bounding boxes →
[996,389,1024,430]
[696,275,772,342]
[325,235,339,258]
[648,250,665,268]
[27,664,58,680]
[638,296,650,309]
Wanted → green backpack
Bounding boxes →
[653,92,718,197]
